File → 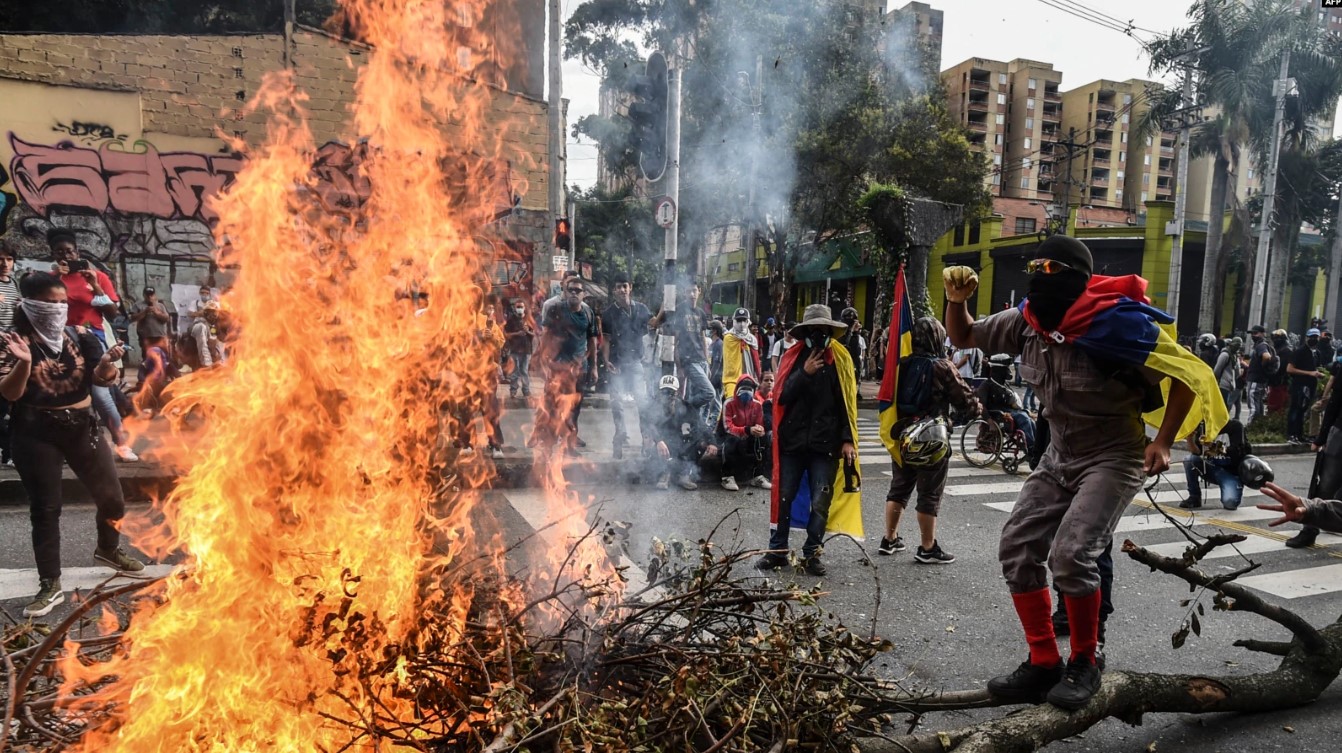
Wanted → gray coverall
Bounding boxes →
[972,308,1148,596]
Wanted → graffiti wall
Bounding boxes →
[1,78,532,283]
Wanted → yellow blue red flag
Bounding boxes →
[878,265,915,462]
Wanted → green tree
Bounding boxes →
[569,184,662,300]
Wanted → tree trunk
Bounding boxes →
[1200,153,1231,333]
[1264,218,1294,330]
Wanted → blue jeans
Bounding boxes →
[86,328,125,445]
[508,351,531,396]
[682,360,718,426]
[1022,384,1037,411]
[609,360,645,445]
[1184,455,1244,509]
[768,452,839,559]
[1247,381,1267,420]
[1007,410,1035,451]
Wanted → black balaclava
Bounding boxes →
[912,317,946,359]
[1026,235,1093,332]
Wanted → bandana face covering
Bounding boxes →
[20,299,68,354]
[1026,269,1088,332]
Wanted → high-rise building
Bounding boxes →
[1002,59,1062,201]
[883,1,944,69]
[1059,78,1177,210]
[941,57,1011,196]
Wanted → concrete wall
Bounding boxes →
[0,29,552,315]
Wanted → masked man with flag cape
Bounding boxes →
[756,304,861,577]
[945,235,1226,712]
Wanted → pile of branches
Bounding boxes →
[6,508,1342,753]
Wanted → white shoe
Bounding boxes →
[655,474,670,490]
[490,446,504,459]
[750,475,772,490]
[115,445,139,462]
[721,477,740,491]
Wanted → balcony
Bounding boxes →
[1155,191,1173,201]
[1091,176,1109,187]
[1044,87,1062,103]
[1042,105,1062,122]
[1095,100,1116,114]
[969,77,991,91]
[968,94,990,111]
[966,118,988,132]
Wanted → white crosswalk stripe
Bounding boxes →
[939,462,1341,601]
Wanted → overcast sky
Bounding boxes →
[558,0,1336,189]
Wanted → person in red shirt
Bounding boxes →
[45,230,136,462]
[721,374,772,491]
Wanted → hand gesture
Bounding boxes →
[1143,440,1171,477]
[1258,482,1308,526]
[750,425,765,437]
[943,265,979,304]
[78,269,99,288]
[2,332,31,363]
[102,343,126,363]
[803,349,825,375]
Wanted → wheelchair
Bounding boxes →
[960,409,1029,475]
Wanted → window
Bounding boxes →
[996,113,1005,125]
[1026,117,1034,130]
[1117,170,1124,180]
[1022,157,1032,169]
[1028,77,1037,89]
[1145,135,1153,146]
[953,225,965,245]
[1021,177,1030,189]
[1024,137,1031,149]
[993,154,1002,165]
[1119,150,1126,162]
[1015,217,1037,234]
[999,72,1007,85]
[1121,132,1128,144]
[992,174,1001,185]
[1248,167,1255,179]
[1121,113,1129,124]
[1123,94,1132,104]
[1144,154,1151,166]
[727,263,739,272]
[969,222,982,244]
[995,134,1003,145]
[1141,191,1148,202]
[1027,98,1035,110]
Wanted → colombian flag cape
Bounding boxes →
[722,332,761,399]
[1019,274,1228,442]
[769,341,863,539]
[877,265,916,464]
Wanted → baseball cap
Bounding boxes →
[1250,325,1266,334]
[1307,328,1321,337]
[733,307,750,321]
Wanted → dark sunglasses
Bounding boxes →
[1026,258,1073,275]
[565,287,584,294]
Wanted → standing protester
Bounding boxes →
[1244,325,1277,421]
[600,274,652,460]
[1287,328,1325,444]
[879,317,980,563]
[839,307,863,381]
[129,287,171,354]
[1296,355,1342,548]
[756,305,859,578]
[951,340,981,382]
[47,230,136,463]
[1267,329,1291,415]
[503,298,535,399]
[944,235,1220,710]
[1195,333,1220,368]
[721,374,772,491]
[650,284,716,427]
[770,323,797,374]
[1213,337,1240,413]
[722,307,761,401]
[708,321,725,402]
[0,273,146,617]
[1316,330,1336,366]
[534,276,599,454]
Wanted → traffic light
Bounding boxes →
[627,52,668,183]
[554,217,572,251]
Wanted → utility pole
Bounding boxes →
[1050,128,1086,235]
[1249,50,1292,328]
[547,0,566,282]
[282,0,295,70]
[742,56,763,315]
[1166,59,1196,327]
[662,61,683,319]
[1326,188,1342,330]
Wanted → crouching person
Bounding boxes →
[649,374,719,491]
[722,374,772,491]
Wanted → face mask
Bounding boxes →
[733,320,748,335]
[1026,269,1089,331]
[20,299,68,354]
[805,333,831,351]
[737,389,754,403]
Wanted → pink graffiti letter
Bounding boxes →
[161,152,231,221]
[9,135,108,216]
[102,144,175,218]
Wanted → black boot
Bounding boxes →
[987,659,1064,704]
[1046,655,1102,710]
[1286,526,1319,549]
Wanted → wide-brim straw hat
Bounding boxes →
[789,303,849,335]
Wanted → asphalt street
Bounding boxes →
[4,406,1340,751]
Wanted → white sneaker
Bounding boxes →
[750,475,772,489]
[490,446,504,459]
[721,476,740,491]
[115,445,139,462]
[655,474,670,490]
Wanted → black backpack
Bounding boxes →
[896,355,937,417]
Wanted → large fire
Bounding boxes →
[52,0,606,749]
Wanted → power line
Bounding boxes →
[1050,0,1164,37]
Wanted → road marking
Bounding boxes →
[946,480,1025,497]
[1142,536,1284,560]
[0,565,176,601]
[1236,563,1342,599]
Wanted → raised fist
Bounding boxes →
[943,265,979,304]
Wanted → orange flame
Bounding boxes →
[57,0,593,749]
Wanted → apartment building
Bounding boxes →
[884,1,944,68]
[941,58,1010,195]
[1002,59,1063,201]
[1059,78,1177,211]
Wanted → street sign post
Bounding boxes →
[654,197,676,229]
